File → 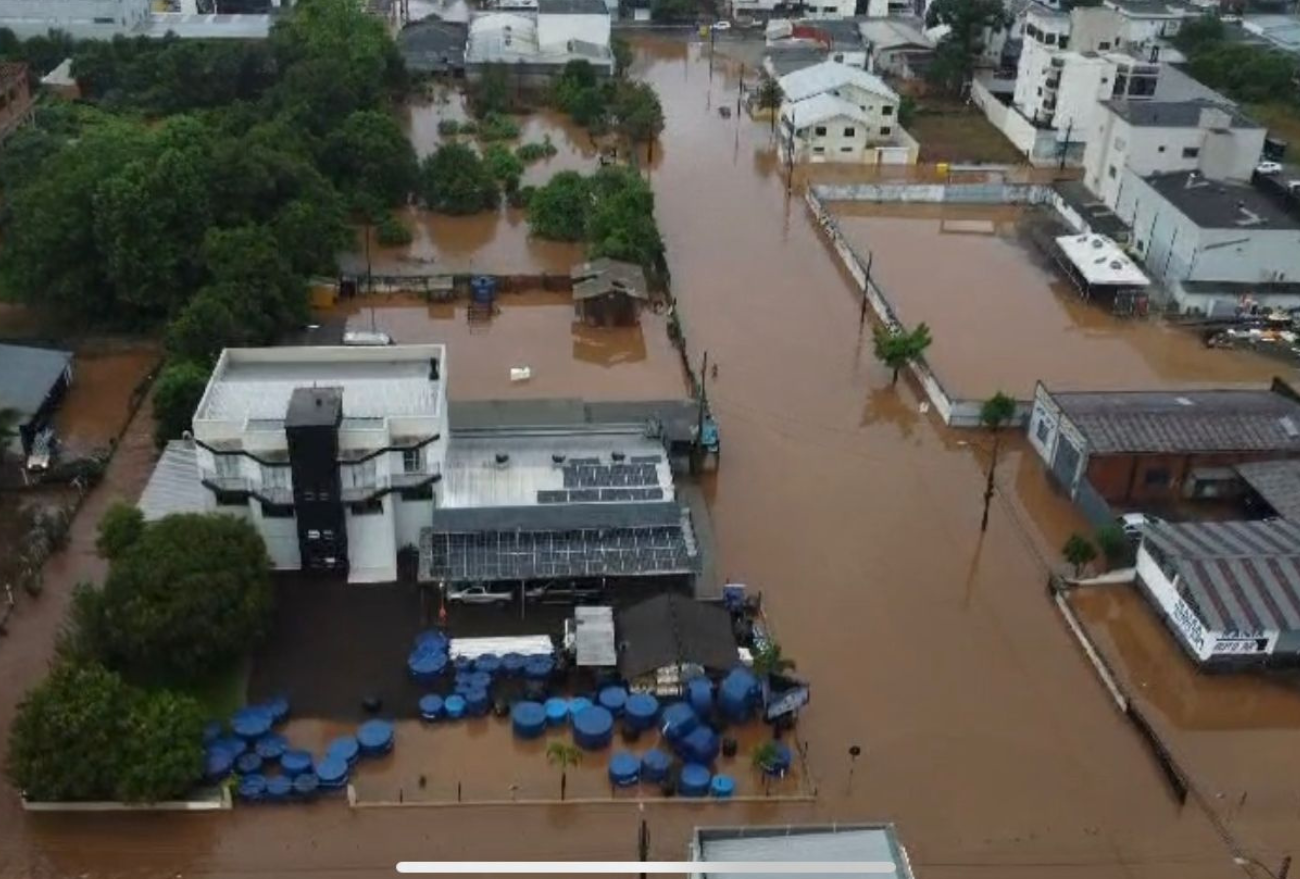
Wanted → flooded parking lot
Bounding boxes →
[829,203,1291,400]
[0,36,1287,879]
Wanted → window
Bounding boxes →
[1098,40,1110,50]
[813,146,825,154]
[882,105,894,116]
[834,53,844,61]
[1108,165,1117,179]
[400,485,434,502]
[1035,419,1051,445]
[843,126,856,137]
[261,502,295,519]
[1143,468,1171,488]
[402,447,424,474]
[880,126,892,136]
[1059,36,1068,49]
[214,455,240,480]
[262,464,289,491]
[215,492,248,507]
[1045,33,1056,45]
[349,498,384,516]
[841,146,853,152]
[1182,146,1199,159]
[814,126,827,136]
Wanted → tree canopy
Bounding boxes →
[925,0,1009,95]
[418,142,500,215]
[96,502,144,561]
[980,391,1016,431]
[872,322,933,384]
[1172,15,1298,105]
[152,361,213,446]
[527,166,664,268]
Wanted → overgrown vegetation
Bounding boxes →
[551,60,665,147]
[376,212,413,245]
[1175,15,1300,106]
[925,0,1010,95]
[516,136,558,164]
[526,165,664,267]
[419,141,500,214]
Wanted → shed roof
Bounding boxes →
[615,593,737,679]
[858,18,933,52]
[399,19,468,71]
[1047,386,1300,455]
[1053,180,1130,240]
[571,258,649,301]
[1055,233,1149,287]
[1144,519,1300,634]
[764,45,829,78]
[0,344,72,419]
[1235,460,1300,521]
[778,60,897,103]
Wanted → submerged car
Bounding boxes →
[1118,512,1164,540]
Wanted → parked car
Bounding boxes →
[528,580,604,605]
[1118,512,1164,540]
[1255,161,1283,175]
[445,583,515,605]
[343,330,394,346]
[711,20,732,31]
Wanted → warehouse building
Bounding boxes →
[1136,518,1300,666]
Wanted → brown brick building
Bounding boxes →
[1028,380,1300,511]
[0,62,34,142]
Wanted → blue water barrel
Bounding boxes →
[501,652,527,676]
[231,706,273,741]
[280,749,313,777]
[469,670,493,690]
[315,755,349,790]
[718,668,760,722]
[686,678,714,717]
[408,650,448,683]
[463,687,490,717]
[292,772,320,800]
[470,275,497,303]
[327,735,360,767]
[524,656,554,680]
[202,721,223,745]
[255,733,288,762]
[760,742,792,776]
[710,774,735,798]
[567,696,592,720]
[544,697,569,726]
[660,702,698,743]
[597,686,628,716]
[419,694,444,721]
[454,655,475,673]
[454,676,478,695]
[444,694,467,719]
[204,748,235,783]
[474,654,502,676]
[264,695,290,726]
[414,630,449,652]
[511,701,547,739]
[357,719,395,756]
[572,705,615,750]
[624,693,659,731]
[237,773,267,802]
[678,763,711,797]
[265,775,293,802]
[212,735,247,759]
[640,748,671,782]
[608,752,640,787]
[236,751,264,775]
[676,724,720,765]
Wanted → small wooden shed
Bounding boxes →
[571,259,649,327]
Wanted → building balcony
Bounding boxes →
[340,466,442,502]
[201,476,293,506]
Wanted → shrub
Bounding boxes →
[436,118,460,136]
[477,111,521,142]
[516,136,558,164]
[96,502,144,560]
[526,171,590,241]
[375,212,413,246]
[418,142,499,215]
[152,361,211,447]
[483,142,524,182]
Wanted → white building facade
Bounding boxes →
[190,345,449,584]
[0,0,150,39]
[536,0,610,50]
[777,61,912,164]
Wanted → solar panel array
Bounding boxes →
[537,487,664,504]
[426,526,694,581]
[562,462,659,490]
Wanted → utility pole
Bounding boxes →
[860,251,873,327]
[980,431,1000,533]
[637,814,649,879]
[737,63,744,117]
[696,350,709,447]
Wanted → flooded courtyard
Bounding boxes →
[829,203,1293,401]
[1,35,1296,879]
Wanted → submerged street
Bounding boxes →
[0,36,1294,879]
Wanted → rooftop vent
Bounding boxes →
[495,452,510,466]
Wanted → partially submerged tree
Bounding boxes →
[1062,533,1098,577]
[321,109,418,209]
[752,641,796,678]
[527,170,591,241]
[872,322,933,385]
[418,142,499,215]
[979,391,1017,533]
[1094,522,1134,571]
[755,75,783,133]
[611,80,664,148]
[546,741,582,801]
[96,502,145,561]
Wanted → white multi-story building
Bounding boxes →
[536,0,610,51]
[1084,100,1266,207]
[0,0,150,39]
[777,60,913,164]
[185,345,449,584]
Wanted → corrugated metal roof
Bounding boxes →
[571,258,649,301]
[693,824,913,879]
[137,441,212,522]
[777,60,897,104]
[1145,519,1300,634]
[1236,460,1300,521]
[1048,387,1300,455]
[782,93,873,130]
[616,593,736,679]
[0,344,72,418]
[575,606,616,667]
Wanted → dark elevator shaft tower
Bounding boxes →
[285,386,348,574]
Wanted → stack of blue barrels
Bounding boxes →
[408,630,449,685]
[357,719,395,756]
[677,724,721,764]
[718,667,761,723]
[686,678,714,717]
[418,694,444,722]
[660,702,699,745]
[470,276,497,308]
[597,685,628,717]
[678,763,712,797]
[640,749,672,783]
[544,697,570,727]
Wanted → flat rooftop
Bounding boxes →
[693,824,914,879]
[141,13,272,39]
[1102,99,1258,129]
[0,343,71,418]
[1144,171,1300,231]
[195,345,444,424]
[1053,180,1131,240]
[1055,232,1149,287]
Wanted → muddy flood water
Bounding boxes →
[830,204,1294,400]
[0,36,1294,879]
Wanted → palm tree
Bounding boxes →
[546,741,581,801]
[752,641,795,678]
[755,75,783,133]
[979,391,1016,533]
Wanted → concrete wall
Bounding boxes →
[813,180,1054,204]
[971,79,1060,165]
[0,0,150,38]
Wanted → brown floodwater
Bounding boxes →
[53,347,160,457]
[0,36,1287,879]
[830,203,1294,400]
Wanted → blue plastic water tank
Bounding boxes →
[470,275,497,303]
[204,749,235,783]
[212,735,247,760]
[454,655,475,673]
[660,702,698,743]
[414,630,449,652]
[255,732,288,762]
[511,701,547,739]
[524,656,554,680]
[572,705,615,750]
[686,678,714,717]
[567,696,593,720]
[264,695,290,726]
[597,686,628,716]
[474,654,501,676]
[678,763,711,797]
[544,697,570,726]
[326,735,359,767]
[237,773,267,802]
[202,721,223,745]
[676,724,720,765]
[315,756,349,790]
[235,751,264,775]
[265,775,292,802]
[502,652,527,676]
[463,687,490,717]
[608,752,640,787]
[623,693,660,731]
[292,772,320,800]
[640,748,671,782]
[444,694,467,719]
[230,706,273,741]
[357,719,395,756]
[718,668,761,722]
[760,742,792,776]
[419,694,444,721]
[710,774,735,798]
[408,650,448,682]
[280,749,313,777]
